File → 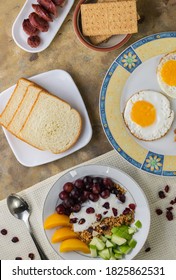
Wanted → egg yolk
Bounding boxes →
[131,101,156,127]
[161,60,176,86]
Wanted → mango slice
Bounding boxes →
[44,213,71,229]
[60,238,90,254]
[52,227,78,243]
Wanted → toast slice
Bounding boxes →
[0,78,33,128]
[8,84,42,136]
[19,91,82,153]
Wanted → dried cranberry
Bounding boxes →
[166,210,174,221]
[118,194,126,203]
[155,208,163,215]
[15,257,22,260]
[166,207,173,211]
[28,253,35,260]
[123,207,131,215]
[1,229,7,235]
[145,247,151,252]
[101,225,109,230]
[86,207,95,214]
[170,200,175,205]
[164,185,170,193]
[78,218,85,225]
[12,237,19,243]
[158,191,166,199]
[129,203,136,210]
[87,227,93,233]
[70,218,78,223]
[112,207,118,216]
[96,214,102,222]
[103,211,108,215]
[102,202,110,209]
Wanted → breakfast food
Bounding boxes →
[157,51,176,98]
[0,78,82,154]
[22,0,67,48]
[123,90,174,141]
[8,85,42,135]
[19,91,82,153]
[44,175,140,259]
[81,1,138,37]
[0,78,33,128]
[89,0,137,46]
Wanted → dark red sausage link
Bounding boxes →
[27,35,41,48]
[32,4,53,22]
[29,12,49,32]
[22,19,39,36]
[52,0,66,7]
[37,0,58,17]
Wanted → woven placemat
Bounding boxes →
[0,150,176,260]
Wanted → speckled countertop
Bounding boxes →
[0,0,176,200]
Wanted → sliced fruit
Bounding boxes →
[44,213,70,229]
[135,220,142,228]
[51,227,78,243]
[128,238,137,248]
[119,244,131,254]
[60,238,90,254]
[89,237,105,250]
[98,248,110,260]
[111,234,126,245]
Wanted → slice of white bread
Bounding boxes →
[19,91,82,153]
[0,78,33,128]
[7,85,42,136]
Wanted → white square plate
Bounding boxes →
[0,70,92,167]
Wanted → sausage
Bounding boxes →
[52,0,66,7]
[32,4,53,22]
[37,0,58,17]
[29,12,49,32]
[22,19,39,36]
[27,35,41,48]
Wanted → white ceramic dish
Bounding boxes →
[43,165,150,260]
[0,69,92,167]
[12,0,74,53]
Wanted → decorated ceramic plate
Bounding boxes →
[100,32,176,176]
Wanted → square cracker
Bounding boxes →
[81,1,138,37]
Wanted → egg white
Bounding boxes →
[157,52,176,98]
[123,90,174,141]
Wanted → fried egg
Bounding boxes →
[157,52,176,98]
[123,90,174,141]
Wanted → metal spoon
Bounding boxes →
[7,193,48,260]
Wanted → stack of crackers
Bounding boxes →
[81,0,138,45]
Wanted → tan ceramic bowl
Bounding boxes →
[73,0,132,52]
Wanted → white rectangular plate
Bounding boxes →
[12,0,74,53]
[0,70,92,167]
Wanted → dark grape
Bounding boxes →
[93,177,103,184]
[59,191,69,200]
[100,189,110,199]
[70,218,78,223]
[74,179,84,189]
[85,183,93,191]
[70,188,80,199]
[63,182,74,193]
[56,204,66,214]
[83,176,92,185]
[103,177,113,189]
[63,198,74,208]
[71,204,81,213]
[89,193,99,202]
[92,183,101,194]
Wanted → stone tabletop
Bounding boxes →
[0,0,175,200]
